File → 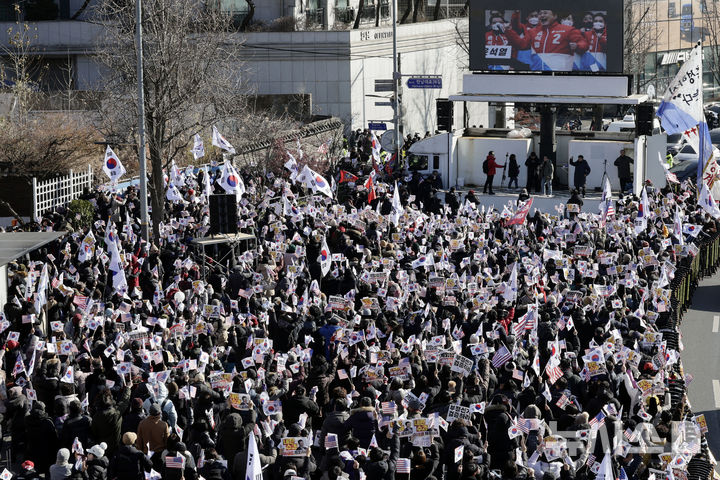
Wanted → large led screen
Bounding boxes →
[469,0,624,73]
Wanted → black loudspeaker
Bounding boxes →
[436,98,453,132]
[636,103,654,136]
[209,194,238,235]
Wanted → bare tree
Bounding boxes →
[624,0,659,94]
[0,4,47,125]
[93,0,250,239]
[353,0,365,29]
[0,114,100,179]
[703,1,720,90]
[240,0,256,31]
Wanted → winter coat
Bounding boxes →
[25,410,59,472]
[198,459,231,480]
[542,160,554,180]
[61,414,92,450]
[108,444,152,480]
[86,456,109,480]
[569,158,591,186]
[320,410,350,447]
[136,415,169,454]
[92,407,123,457]
[216,413,246,462]
[343,406,378,448]
[508,156,520,177]
[485,155,504,176]
[282,394,320,426]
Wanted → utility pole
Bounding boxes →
[135,0,150,241]
[392,0,402,154]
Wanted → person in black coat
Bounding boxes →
[198,449,231,480]
[109,433,152,480]
[24,401,59,474]
[569,155,591,197]
[343,397,378,449]
[525,152,541,193]
[120,398,145,436]
[61,400,93,450]
[16,461,42,480]
[508,154,520,189]
[446,188,460,215]
[282,386,320,426]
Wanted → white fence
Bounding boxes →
[32,165,94,220]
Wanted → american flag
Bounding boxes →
[72,295,88,310]
[606,201,616,218]
[545,361,563,385]
[589,412,606,429]
[516,418,530,434]
[396,458,411,474]
[512,315,527,336]
[381,401,397,415]
[164,456,185,469]
[623,428,636,442]
[586,454,596,467]
[555,394,569,409]
[491,345,512,368]
[51,276,60,289]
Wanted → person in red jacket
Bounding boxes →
[505,9,588,71]
[581,13,607,71]
[484,11,513,70]
[483,151,505,195]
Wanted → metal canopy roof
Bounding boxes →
[0,232,66,267]
[448,93,649,105]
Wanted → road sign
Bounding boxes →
[368,122,387,131]
[375,101,393,107]
[407,77,442,89]
[375,79,394,92]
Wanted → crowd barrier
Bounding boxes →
[668,231,720,480]
[671,232,720,324]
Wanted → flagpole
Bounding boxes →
[135,0,150,241]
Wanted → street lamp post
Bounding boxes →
[392,0,402,154]
[135,0,150,241]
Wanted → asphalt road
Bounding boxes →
[680,271,720,465]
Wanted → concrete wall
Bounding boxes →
[566,140,635,191]
[456,137,532,188]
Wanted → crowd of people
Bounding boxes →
[0,138,716,480]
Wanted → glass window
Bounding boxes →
[433,155,440,170]
[219,0,249,13]
[408,154,429,171]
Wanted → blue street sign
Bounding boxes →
[368,122,387,130]
[407,77,442,89]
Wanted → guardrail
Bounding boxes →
[668,231,720,480]
[671,232,720,322]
